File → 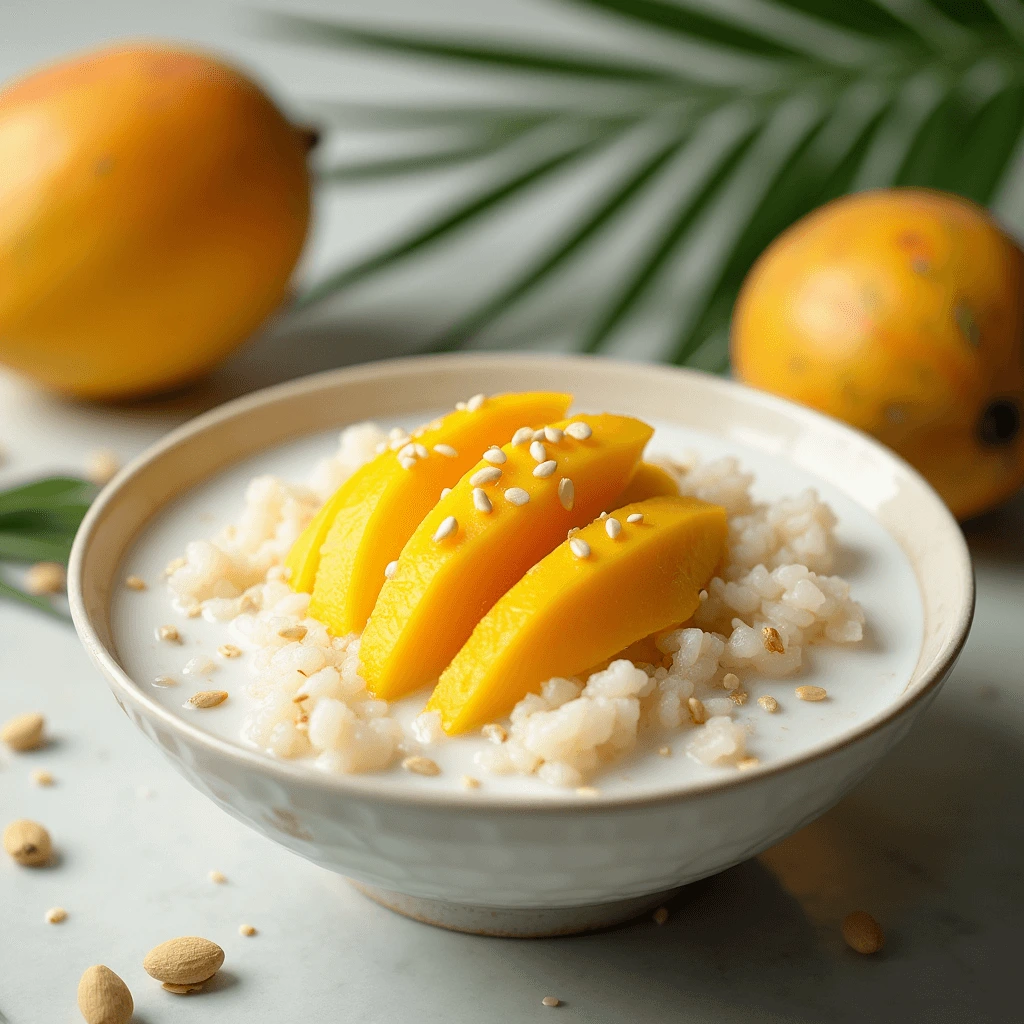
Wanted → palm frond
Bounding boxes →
[272,1,1024,367]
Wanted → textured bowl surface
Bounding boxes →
[68,354,973,930]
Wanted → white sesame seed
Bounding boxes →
[533,460,557,478]
[461,775,481,790]
[532,429,545,441]
[398,456,417,470]
[388,427,406,440]
[698,589,708,602]
[389,437,408,451]
[470,467,502,486]
[472,488,493,513]
[413,443,429,459]
[605,517,622,539]
[558,478,575,510]
[375,442,387,454]
[599,511,608,519]
[483,447,507,464]
[403,755,442,776]
[455,401,467,411]
[565,421,592,440]
[529,440,547,463]
[511,427,533,446]
[504,487,530,506]
[466,393,486,412]
[543,426,564,443]
[433,516,458,542]
[384,560,399,579]
[433,444,458,458]
[542,996,561,1008]
[569,537,591,559]
[440,488,452,499]
[398,443,417,459]
[626,513,644,524]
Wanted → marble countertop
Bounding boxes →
[1,2,1021,1020]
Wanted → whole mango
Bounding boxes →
[732,188,1024,520]
[0,44,311,399]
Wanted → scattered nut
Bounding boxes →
[796,685,828,702]
[757,695,779,713]
[762,626,785,654]
[277,624,307,641]
[217,644,242,659]
[722,672,740,690]
[687,696,706,725]
[164,556,187,577]
[658,746,671,757]
[45,906,67,924]
[542,996,562,1008]
[158,625,182,643]
[143,935,225,987]
[4,819,52,866]
[575,786,600,797]
[461,775,481,790]
[85,449,120,486]
[728,688,748,706]
[163,982,205,994]
[25,562,65,595]
[481,723,507,744]
[737,757,760,771]
[208,870,226,884]
[402,756,441,777]
[652,907,669,925]
[153,675,177,688]
[78,965,133,1024]
[124,575,147,591]
[32,769,55,786]
[187,690,228,709]
[842,911,885,954]
[1,711,45,751]
[239,923,257,937]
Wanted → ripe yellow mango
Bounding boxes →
[359,414,654,700]
[300,392,572,632]
[614,461,679,506]
[428,495,727,733]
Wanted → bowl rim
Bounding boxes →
[68,352,975,814]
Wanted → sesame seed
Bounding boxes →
[375,442,387,454]
[461,775,481,790]
[45,907,67,924]
[565,422,592,440]
[532,429,545,441]
[698,589,708,602]
[758,695,779,713]
[542,996,561,1008]
[599,511,608,519]
[569,538,591,559]
[389,437,409,451]
[483,447,507,464]
[653,907,669,925]
[470,467,502,486]
[605,517,621,539]
[796,685,827,702]
[543,426,564,443]
[403,755,441,776]
[533,460,557,478]
[187,690,228,709]
[209,869,227,884]
[384,560,399,578]
[504,487,530,506]
[455,401,467,411]
[388,426,406,440]
[763,626,785,653]
[567,527,580,538]
[626,513,644,524]
[433,443,458,458]
[398,443,417,459]
[158,625,182,644]
[278,624,307,641]
[124,575,147,591]
[440,488,452,499]
[239,924,257,937]
[153,675,176,687]
[472,488,493,513]
[411,443,427,459]
[218,644,242,659]
[529,440,547,462]
[511,427,533,446]
[398,456,417,470]
[466,393,486,412]
[558,478,575,510]
[433,516,458,542]
[688,697,706,725]
[32,769,54,786]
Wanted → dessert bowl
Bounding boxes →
[68,354,974,936]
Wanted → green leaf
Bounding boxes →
[0,577,70,622]
[265,12,687,84]
[296,129,618,307]
[319,136,529,182]
[429,128,694,351]
[0,477,95,517]
[0,530,74,564]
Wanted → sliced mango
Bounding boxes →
[428,495,727,733]
[358,414,654,700]
[615,461,679,506]
[296,391,572,630]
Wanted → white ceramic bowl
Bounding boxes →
[68,355,973,937]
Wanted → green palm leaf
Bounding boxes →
[272,0,1024,367]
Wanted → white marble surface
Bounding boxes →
[1,1,1022,1020]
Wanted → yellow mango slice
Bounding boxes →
[293,391,571,626]
[428,495,727,733]
[359,414,654,700]
[614,461,679,506]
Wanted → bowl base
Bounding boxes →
[349,880,680,937]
